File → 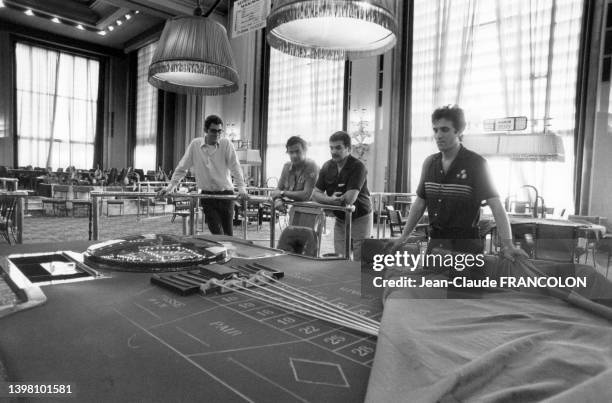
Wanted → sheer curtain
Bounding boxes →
[134,42,158,171]
[266,48,344,179]
[15,42,99,169]
[410,0,583,213]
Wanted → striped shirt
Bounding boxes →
[416,145,498,238]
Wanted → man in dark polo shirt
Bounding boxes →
[270,136,319,213]
[312,131,372,261]
[394,105,526,259]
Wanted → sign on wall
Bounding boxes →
[483,116,528,131]
[232,0,271,38]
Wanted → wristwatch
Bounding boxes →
[280,191,285,197]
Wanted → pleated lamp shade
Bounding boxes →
[266,0,398,60]
[148,16,239,95]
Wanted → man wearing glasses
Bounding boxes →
[159,115,247,236]
[269,136,319,213]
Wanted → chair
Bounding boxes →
[42,185,70,216]
[244,199,263,230]
[171,197,203,234]
[277,226,318,257]
[598,235,612,278]
[105,186,125,216]
[72,186,93,217]
[568,215,604,266]
[533,223,579,263]
[505,185,543,218]
[280,206,327,257]
[0,195,17,244]
[171,197,191,222]
[140,197,168,216]
[385,206,406,237]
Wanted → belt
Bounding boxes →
[200,190,234,195]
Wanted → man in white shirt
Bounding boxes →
[159,115,247,236]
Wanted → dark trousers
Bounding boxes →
[201,190,235,236]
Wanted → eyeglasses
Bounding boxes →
[208,129,224,134]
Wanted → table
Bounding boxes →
[480,215,606,236]
[0,238,382,402]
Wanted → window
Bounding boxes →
[266,48,344,178]
[134,42,158,171]
[15,42,99,169]
[410,0,583,212]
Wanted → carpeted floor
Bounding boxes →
[18,212,340,257]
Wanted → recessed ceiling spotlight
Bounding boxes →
[125,13,131,20]
[24,9,34,16]
[135,10,140,14]
[98,30,107,36]
[108,25,114,31]
[116,19,122,26]
[76,24,84,30]
[0,1,5,8]
[51,17,61,24]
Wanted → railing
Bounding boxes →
[89,192,356,259]
[370,192,417,238]
[136,181,197,192]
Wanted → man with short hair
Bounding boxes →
[269,136,319,213]
[159,114,247,236]
[393,105,526,259]
[312,131,372,261]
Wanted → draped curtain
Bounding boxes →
[15,42,99,169]
[134,42,158,171]
[410,0,583,213]
[266,48,344,180]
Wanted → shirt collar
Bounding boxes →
[200,137,219,149]
[289,159,308,172]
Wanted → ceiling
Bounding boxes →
[0,0,230,50]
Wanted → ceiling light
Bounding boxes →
[108,25,114,31]
[76,24,84,30]
[51,17,60,24]
[0,1,5,8]
[148,16,239,95]
[98,30,107,36]
[266,0,398,60]
[135,10,140,14]
[125,14,131,20]
[24,9,34,16]
[116,19,122,26]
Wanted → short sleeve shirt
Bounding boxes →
[315,155,371,220]
[416,145,498,237]
[278,159,319,193]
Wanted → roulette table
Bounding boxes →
[0,236,382,402]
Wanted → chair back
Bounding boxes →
[0,195,17,243]
[277,226,318,257]
[288,206,326,256]
[388,209,403,225]
[53,185,71,199]
[73,186,94,200]
[534,223,579,262]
